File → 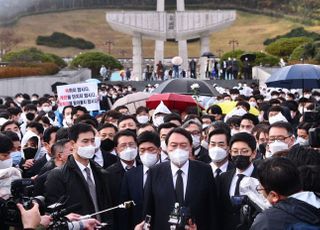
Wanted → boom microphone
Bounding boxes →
[50,203,82,219]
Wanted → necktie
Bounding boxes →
[234,174,245,196]
[175,169,184,205]
[84,168,99,213]
[215,168,222,177]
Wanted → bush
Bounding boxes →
[0,63,59,78]
[265,37,312,59]
[253,52,279,66]
[289,44,306,62]
[71,52,122,76]
[220,49,245,61]
[37,32,95,49]
[263,27,320,45]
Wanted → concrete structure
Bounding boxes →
[0,68,91,97]
[106,1,236,80]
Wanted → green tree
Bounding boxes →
[71,51,122,76]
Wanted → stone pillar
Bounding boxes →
[176,0,185,11]
[178,40,188,73]
[154,0,165,70]
[132,33,143,81]
[200,35,210,79]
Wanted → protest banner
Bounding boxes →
[57,82,100,112]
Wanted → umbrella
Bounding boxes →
[240,53,256,62]
[111,92,151,114]
[110,71,122,81]
[171,56,183,66]
[153,79,219,97]
[265,64,320,89]
[85,78,101,84]
[201,51,215,58]
[146,93,204,113]
[217,101,259,116]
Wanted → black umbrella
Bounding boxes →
[201,51,215,58]
[153,79,219,97]
[240,53,256,62]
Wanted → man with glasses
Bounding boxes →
[266,121,295,158]
[216,132,258,230]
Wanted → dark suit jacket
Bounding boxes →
[45,155,113,225]
[119,165,144,230]
[194,146,211,164]
[101,150,118,169]
[143,160,219,230]
[34,159,56,196]
[22,154,48,178]
[216,166,258,230]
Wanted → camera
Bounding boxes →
[0,179,45,227]
[309,127,320,148]
[168,203,193,230]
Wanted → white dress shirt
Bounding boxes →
[160,151,169,162]
[75,159,96,185]
[94,149,104,167]
[45,153,51,162]
[120,160,137,171]
[170,161,189,199]
[229,163,254,197]
[143,165,149,187]
[210,160,229,177]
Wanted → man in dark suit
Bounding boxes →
[216,132,258,230]
[120,131,161,230]
[182,119,211,163]
[143,128,219,230]
[208,128,235,177]
[45,123,113,225]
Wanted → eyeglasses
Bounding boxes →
[256,185,265,194]
[268,135,291,143]
[118,142,137,150]
[230,149,251,155]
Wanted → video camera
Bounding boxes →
[168,203,193,230]
[0,179,45,227]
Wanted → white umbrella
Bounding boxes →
[171,56,183,66]
[111,92,151,114]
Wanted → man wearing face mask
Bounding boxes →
[216,132,258,230]
[143,128,219,230]
[239,113,259,134]
[158,122,178,162]
[120,131,161,230]
[117,115,138,133]
[208,129,234,177]
[45,123,113,223]
[266,121,296,158]
[136,106,150,125]
[251,157,320,230]
[182,119,211,163]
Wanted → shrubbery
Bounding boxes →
[0,63,59,78]
[37,32,95,49]
[71,52,122,76]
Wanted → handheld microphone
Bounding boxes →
[50,203,82,220]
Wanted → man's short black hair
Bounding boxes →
[208,128,231,145]
[51,138,70,159]
[68,123,95,142]
[165,127,192,146]
[62,105,74,116]
[207,105,222,115]
[269,121,294,136]
[113,130,137,147]
[115,105,129,112]
[229,132,256,151]
[241,113,259,126]
[74,114,99,129]
[71,106,88,116]
[157,122,178,134]
[236,101,250,111]
[117,115,138,126]
[7,107,22,116]
[56,127,69,141]
[1,131,19,142]
[0,120,19,132]
[43,126,59,144]
[137,131,160,148]
[163,113,182,124]
[136,106,149,115]
[98,123,118,132]
[257,157,302,196]
[26,122,44,135]
[0,134,13,153]
[201,115,215,122]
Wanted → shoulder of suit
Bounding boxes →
[106,161,122,172]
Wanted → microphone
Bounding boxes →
[50,203,82,219]
[239,177,271,211]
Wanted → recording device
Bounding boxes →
[303,111,320,123]
[168,203,193,230]
[1,179,45,227]
[309,127,320,148]
[231,177,271,228]
[143,215,151,230]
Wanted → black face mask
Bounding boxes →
[258,143,266,156]
[100,138,115,152]
[231,155,251,171]
[23,147,37,160]
[26,113,35,121]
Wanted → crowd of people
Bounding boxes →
[0,81,319,230]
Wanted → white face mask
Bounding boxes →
[268,113,288,125]
[137,115,149,124]
[42,106,52,113]
[161,140,167,152]
[63,115,73,127]
[119,147,138,161]
[140,152,158,168]
[168,148,189,167]
[268,141,289,155]
[249,102,257,108]
[230,129,239,136]
[153,116,164,127]
[192,135,201,149]
[296,137,309,146]
[209,147,228,163]
[201,140,208,149]
[202,124,210,130]
[0,158,12,169]
[78,145,96,159]
[298,106,304,114]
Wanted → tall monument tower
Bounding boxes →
[106,1,236,80]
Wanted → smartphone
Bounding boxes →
[143,215,151,230]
